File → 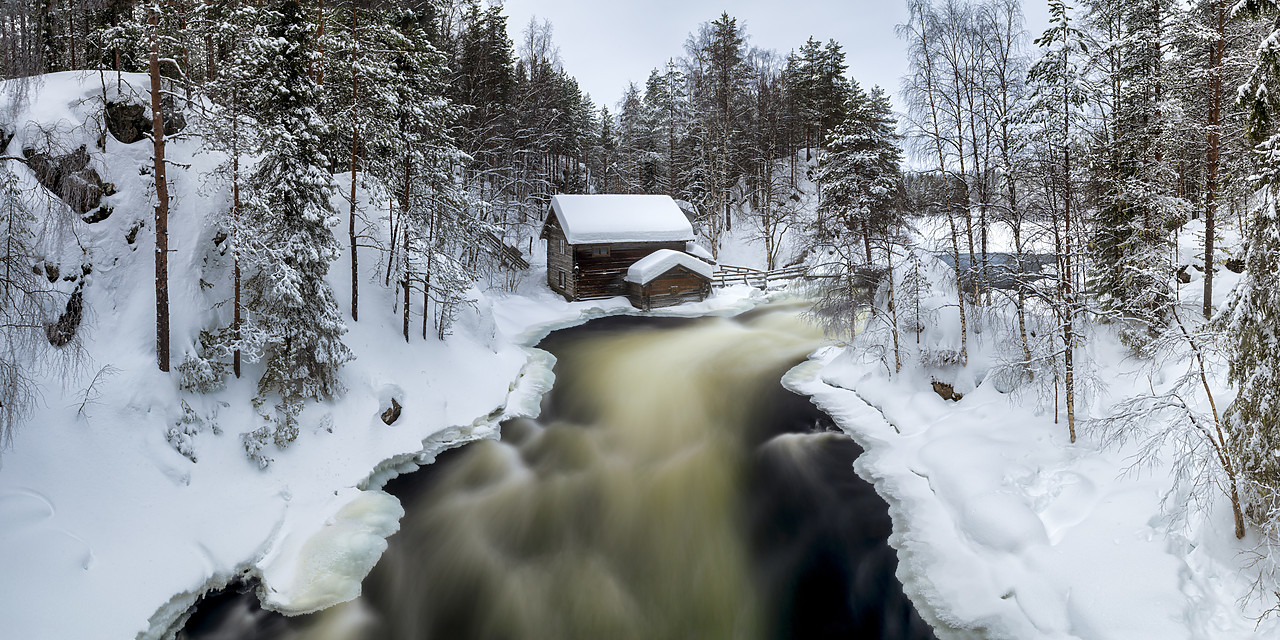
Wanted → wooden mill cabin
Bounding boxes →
[542,194,703,301]
[625,249,714,310]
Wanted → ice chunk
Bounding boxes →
[259,489,404,615]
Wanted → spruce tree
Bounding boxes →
[816,84,903,264]
[240,0,351,409]
[1087,0,1179,340]
[1223,0,1280,537]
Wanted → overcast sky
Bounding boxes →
[499,0,1050,117]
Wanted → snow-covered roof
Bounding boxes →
[685,241,714,262]
[549,194,694,244]
[625,249,715,285]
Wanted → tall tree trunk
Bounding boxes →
[1062,84,1076,444]
[149,8,170,373]
[232,88,242,379]
[886,242,901,373]
[1204,0,1224,320]
[67,0,76,70]
[402,157,411,343]
[423,189,435,341]
[312,0,325,85]
[348,3,358,322]
[914,0,966,365]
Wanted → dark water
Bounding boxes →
[179,308,936,640]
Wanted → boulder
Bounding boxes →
[105,102,150,144]
[22,145,111,220]
[105,97,186,144]
[45,288,83,347]
[931,380,964,402]
[381,398,402,425]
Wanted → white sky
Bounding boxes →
[499,0,1051,117]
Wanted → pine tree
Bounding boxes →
[145,1,171,372]
[322,1,401,323]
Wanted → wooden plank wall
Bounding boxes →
[574,241,686,299]
[544,220,576,299]
[627,266,711,310]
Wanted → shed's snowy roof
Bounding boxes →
[550,194,694,244]
[625,249,715,285]
[685,241,714,261]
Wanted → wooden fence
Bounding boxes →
[711,264,809,289]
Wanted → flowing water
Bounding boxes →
[181,305,936,640]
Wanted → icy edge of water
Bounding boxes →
[782,352,983,640]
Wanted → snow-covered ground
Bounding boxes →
[785,214,1276,639]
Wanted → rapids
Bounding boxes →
[180,306,935,640]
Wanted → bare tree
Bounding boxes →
[900,0,969,365]
[1090,306,1245,539]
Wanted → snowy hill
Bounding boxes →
[0,71,766,640]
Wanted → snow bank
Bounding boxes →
[0,73,756,640]
[550,194,694,244]
[624,249,715,284]
[781,210,1275,639]
[786,352,1197,639]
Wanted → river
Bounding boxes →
[180,305,936,640]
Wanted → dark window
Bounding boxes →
[591,247,609,256]
[558,270,566,288]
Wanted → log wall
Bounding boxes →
[626,266,712,310]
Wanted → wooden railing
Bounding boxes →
[711,264,809,289]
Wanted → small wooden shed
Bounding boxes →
[541,194,696,300]
[624,249,714,310]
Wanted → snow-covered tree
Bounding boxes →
[1221,0,1280,541]
[239,0,351,408]
[816,84,903,264]
[1086,0,1181,342]
[1028,0,1091,442]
